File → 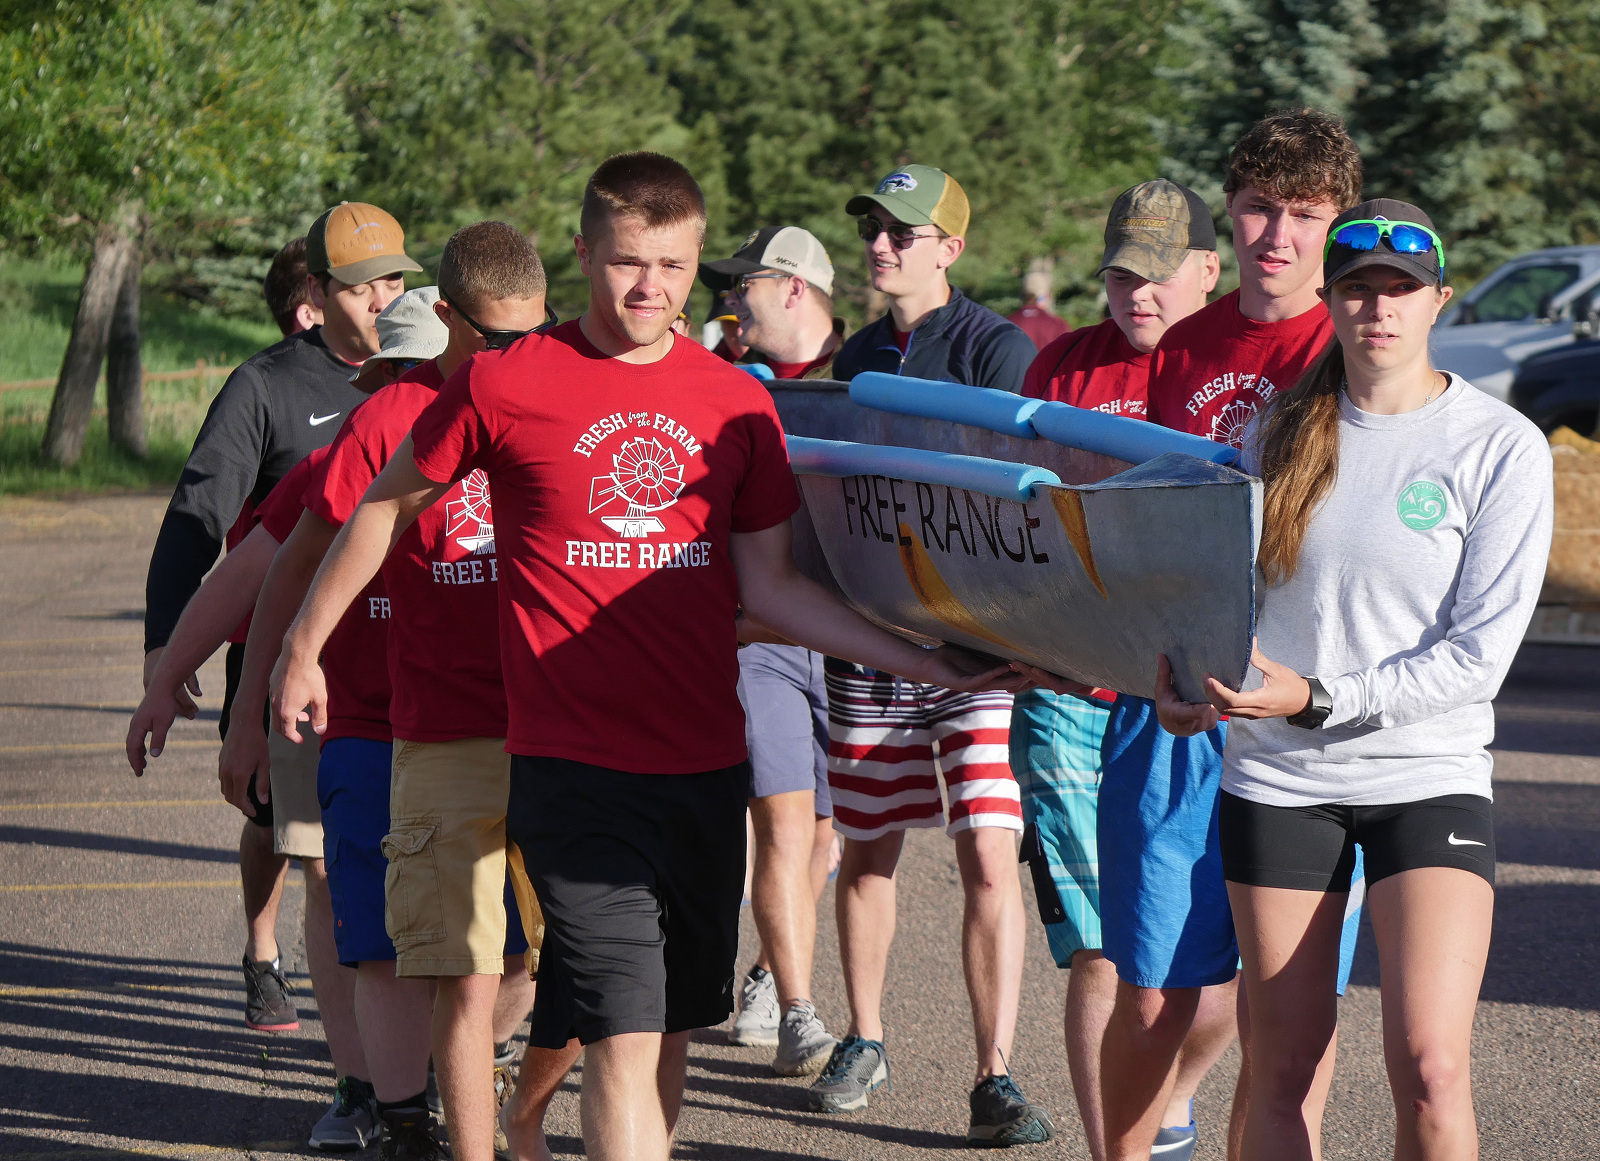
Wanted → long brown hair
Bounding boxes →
[1254,342,1345,584]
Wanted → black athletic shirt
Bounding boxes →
[143,328,366,652]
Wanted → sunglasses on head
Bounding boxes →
[444,293,561,350]
[1325,219,1446,272]
[856,218,942,250]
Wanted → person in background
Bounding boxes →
[1157,197,1552,1161]
[698,226,844,1077]
[698,283,748,361]
[1073,111,1361,1161]
[264,237,324,337]
[832,164,1036,391]
[1007,267,1070,350]
[1012,179,1223,1161]
[809,164,1052,1146]
[139,202,418,1147]
[706,226,845,378]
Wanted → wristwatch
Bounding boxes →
[1287,676,1332,730]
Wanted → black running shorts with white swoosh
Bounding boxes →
[1220,792,1495,890]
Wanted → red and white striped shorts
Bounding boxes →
[823,658,1022,841]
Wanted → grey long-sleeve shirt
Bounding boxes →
[1225,375,1554,806]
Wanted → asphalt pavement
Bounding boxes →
[1,491,1596,1159]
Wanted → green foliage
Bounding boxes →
[670,0,1179,322]
[1159,0,1600,286]
[0,0,354,246]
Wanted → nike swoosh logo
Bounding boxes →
[1447,833,1486,847]
[308,412,341,426]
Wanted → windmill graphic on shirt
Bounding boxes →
[588,437,685,537]
[445,469,496,554]
[1210,400,1258,449]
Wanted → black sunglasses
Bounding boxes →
[444,293,561,350]
[856,218,942,250]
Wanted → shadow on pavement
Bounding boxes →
[0,825,239,866]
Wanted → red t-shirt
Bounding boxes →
[1020,319,1151,418]
[409,322,802,773]
[309,361,508,744]
[767,351,835,379]
[1147,290,1333,444]
[1007,305,1072,351]
[255,445,393,744]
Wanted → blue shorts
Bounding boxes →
[1098,700,1367,992]
[738,643,832,817]
[320,738,528,968]
[1010,689,1109,967]
[1098,697,1238,989]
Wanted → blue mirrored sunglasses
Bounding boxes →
[1326,219,1446,272]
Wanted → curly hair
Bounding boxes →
[1224,109,1363,212]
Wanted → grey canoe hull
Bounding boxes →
[769,379,1260,704]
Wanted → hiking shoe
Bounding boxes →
[379,1107,447,1161]
[491,1047,518,1160]
[968,1074,1055,1147]
[773,1000,837,1077]
[729,966,780,1047]
[242,955,299,1031]
[1151,1122,1197,1159]
[807,1035,891,1113]
[308,1076,379,1151]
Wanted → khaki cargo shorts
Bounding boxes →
[383,737,543,978]
[267,730,325,859]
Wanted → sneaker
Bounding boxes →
[773,1000,837,1077]
[492,1046,518,1160]
[807,1035,891,1113]
[379,1107,447,1161]
[967,1074,1055,1147]
[1151,1122,1197,1159]
[308,1077,379,1151]
[242,955,299,1031]
[425,1061,442,1119]
[729,967,780,1047]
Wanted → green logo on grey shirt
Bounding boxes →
[1397,481,1447,530]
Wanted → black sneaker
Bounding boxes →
[968,1074,1055,1147]
[379,1107,448,1161]
[242,955,299,1031]
[807,1034,891,1113]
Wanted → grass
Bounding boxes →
[0,256,282,495]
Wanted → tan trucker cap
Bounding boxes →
[306,202,424,286]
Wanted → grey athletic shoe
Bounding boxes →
[308,1076,379,1151]
[807,1035,891,1113]
[729,967,780,1047]
[773,1000,837,1076]
[242,955,299,1031]
[1151,1121,1197,1159]
[967,1073,1055,1146]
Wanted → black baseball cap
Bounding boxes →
[1323,198,1444,289]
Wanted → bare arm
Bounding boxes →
[272,438,449,741]
[125,525,278,776]
[730,521,1030,693]
[217,509,340,814]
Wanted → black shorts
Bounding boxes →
[508,755,750,1048]
[1220,791,1495,891]
[219,643,273,829]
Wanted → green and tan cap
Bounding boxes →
[846,165,970,238]
[306,202,424,285]
[1098,180,1217,282]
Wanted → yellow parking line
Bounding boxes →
[0,740,214,755]
[2,1142,300,1160]
[0,879,304,894]
[0,982,224,998]
[0,664,143,678]
[0,798,224,811]
[0,633,144,648]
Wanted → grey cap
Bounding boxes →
[348,286,448,381]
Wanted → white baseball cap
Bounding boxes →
[700,226,835,297]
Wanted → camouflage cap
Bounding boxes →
[1098,180,1217,282]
